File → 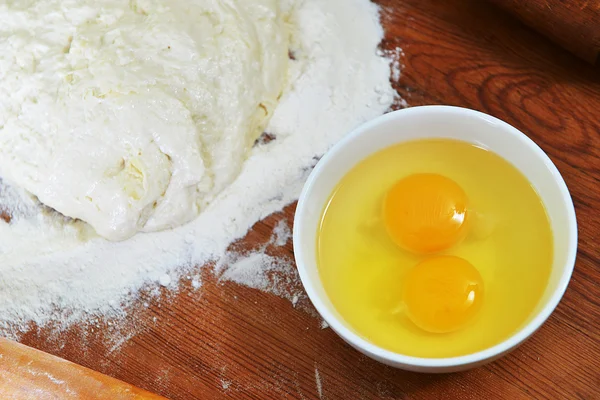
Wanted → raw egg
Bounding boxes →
[403,256,484,333]
[317,139,553,358]
[383,173,468,254]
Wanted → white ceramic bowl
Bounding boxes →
[293,105,577,373]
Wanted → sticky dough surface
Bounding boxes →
[0,0,289,240]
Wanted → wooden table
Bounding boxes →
[17,1,600,399]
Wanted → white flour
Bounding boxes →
[0,0,400,337]
[0,0,291,242]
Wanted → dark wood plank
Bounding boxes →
[488,0,600,64]
[14,0,600,399]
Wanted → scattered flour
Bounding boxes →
[379,46,407,108]
[221,379,232,391]
[158,274,172,287]
[191,278,202,290]
[107,330,137,355]
[380,47,404,82]
[315,364,324,399]
[273,219,292,247]
[0,0,400,338]
[217,252,303,304]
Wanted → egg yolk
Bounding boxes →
[403,256,484,333]
[383,173,468,254]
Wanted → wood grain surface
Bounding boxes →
[488,0,600,65]
[8,0,600,399]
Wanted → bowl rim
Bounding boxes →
[293,105,578,368]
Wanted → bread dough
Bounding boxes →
[0,0,290,240]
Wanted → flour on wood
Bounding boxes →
[0,0,400,337]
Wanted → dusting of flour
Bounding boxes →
[0,0,400,338]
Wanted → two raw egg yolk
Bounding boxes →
[383,173,483,333]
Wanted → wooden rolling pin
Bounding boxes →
[0,338,168,399]
[489,0,600,65]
